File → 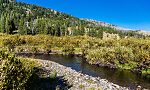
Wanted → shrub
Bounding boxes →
[85,46,137,69]
[31,46,39,53]
[49,71,57,82]
[62,45,75,55]
[85,47,116,65]
[0,34,150,74]
[115,46,134,64]
[0,50,39,90]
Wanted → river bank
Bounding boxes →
[15,48,150,80]
[30,58,129,90]
[17,53,150,89]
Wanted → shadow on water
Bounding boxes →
[17,53,150,89]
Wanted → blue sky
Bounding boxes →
[17,0,150,31]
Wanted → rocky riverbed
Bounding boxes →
[37,59,130,90]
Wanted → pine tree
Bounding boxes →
[0,14,6,33]
[5,14,15,34]
[0,0,16,3]
[0,20,2,32]
[18,19,25,35]
[5,15,10,34]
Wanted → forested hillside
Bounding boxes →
[0,0,141,37]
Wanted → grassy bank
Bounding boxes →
[0,34,149,78]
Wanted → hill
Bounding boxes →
[0,0,144,38]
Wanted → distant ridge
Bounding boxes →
[82,18,133,31]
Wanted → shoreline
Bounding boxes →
[30,57,130,90]
[15,50,150,80]
[15,51,146,74]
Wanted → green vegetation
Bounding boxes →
[79,84,85,89]
[87,87,96,90]
[142,69,150,79]
[0,0,142,38]
[0,49,41,90]
[0,34,149,78]
[49,71,57,82]
[62,45,75,55]
[0,48,63,90]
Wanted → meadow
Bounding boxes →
[0,33,149,79]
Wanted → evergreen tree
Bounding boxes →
[0,14,6,33]
[18,19,25,35]
[5,14,15,34]
[0,0,140,37]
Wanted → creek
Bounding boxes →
[17,53,150,89]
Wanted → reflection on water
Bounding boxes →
[17,53,150,89]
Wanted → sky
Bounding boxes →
[17,0,150,31]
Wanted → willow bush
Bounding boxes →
[85,47,116,65]
[0,34,149,75]
[85,46,136,69]
[0,50,39,90]
[62,44,75,55]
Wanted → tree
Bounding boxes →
[0,0,16,3]
[5,14,16,34]
[0,14,6,33]
[18,19,25,35]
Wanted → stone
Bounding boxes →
[37,59,129,90]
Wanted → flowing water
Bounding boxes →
[17,53,150,89]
